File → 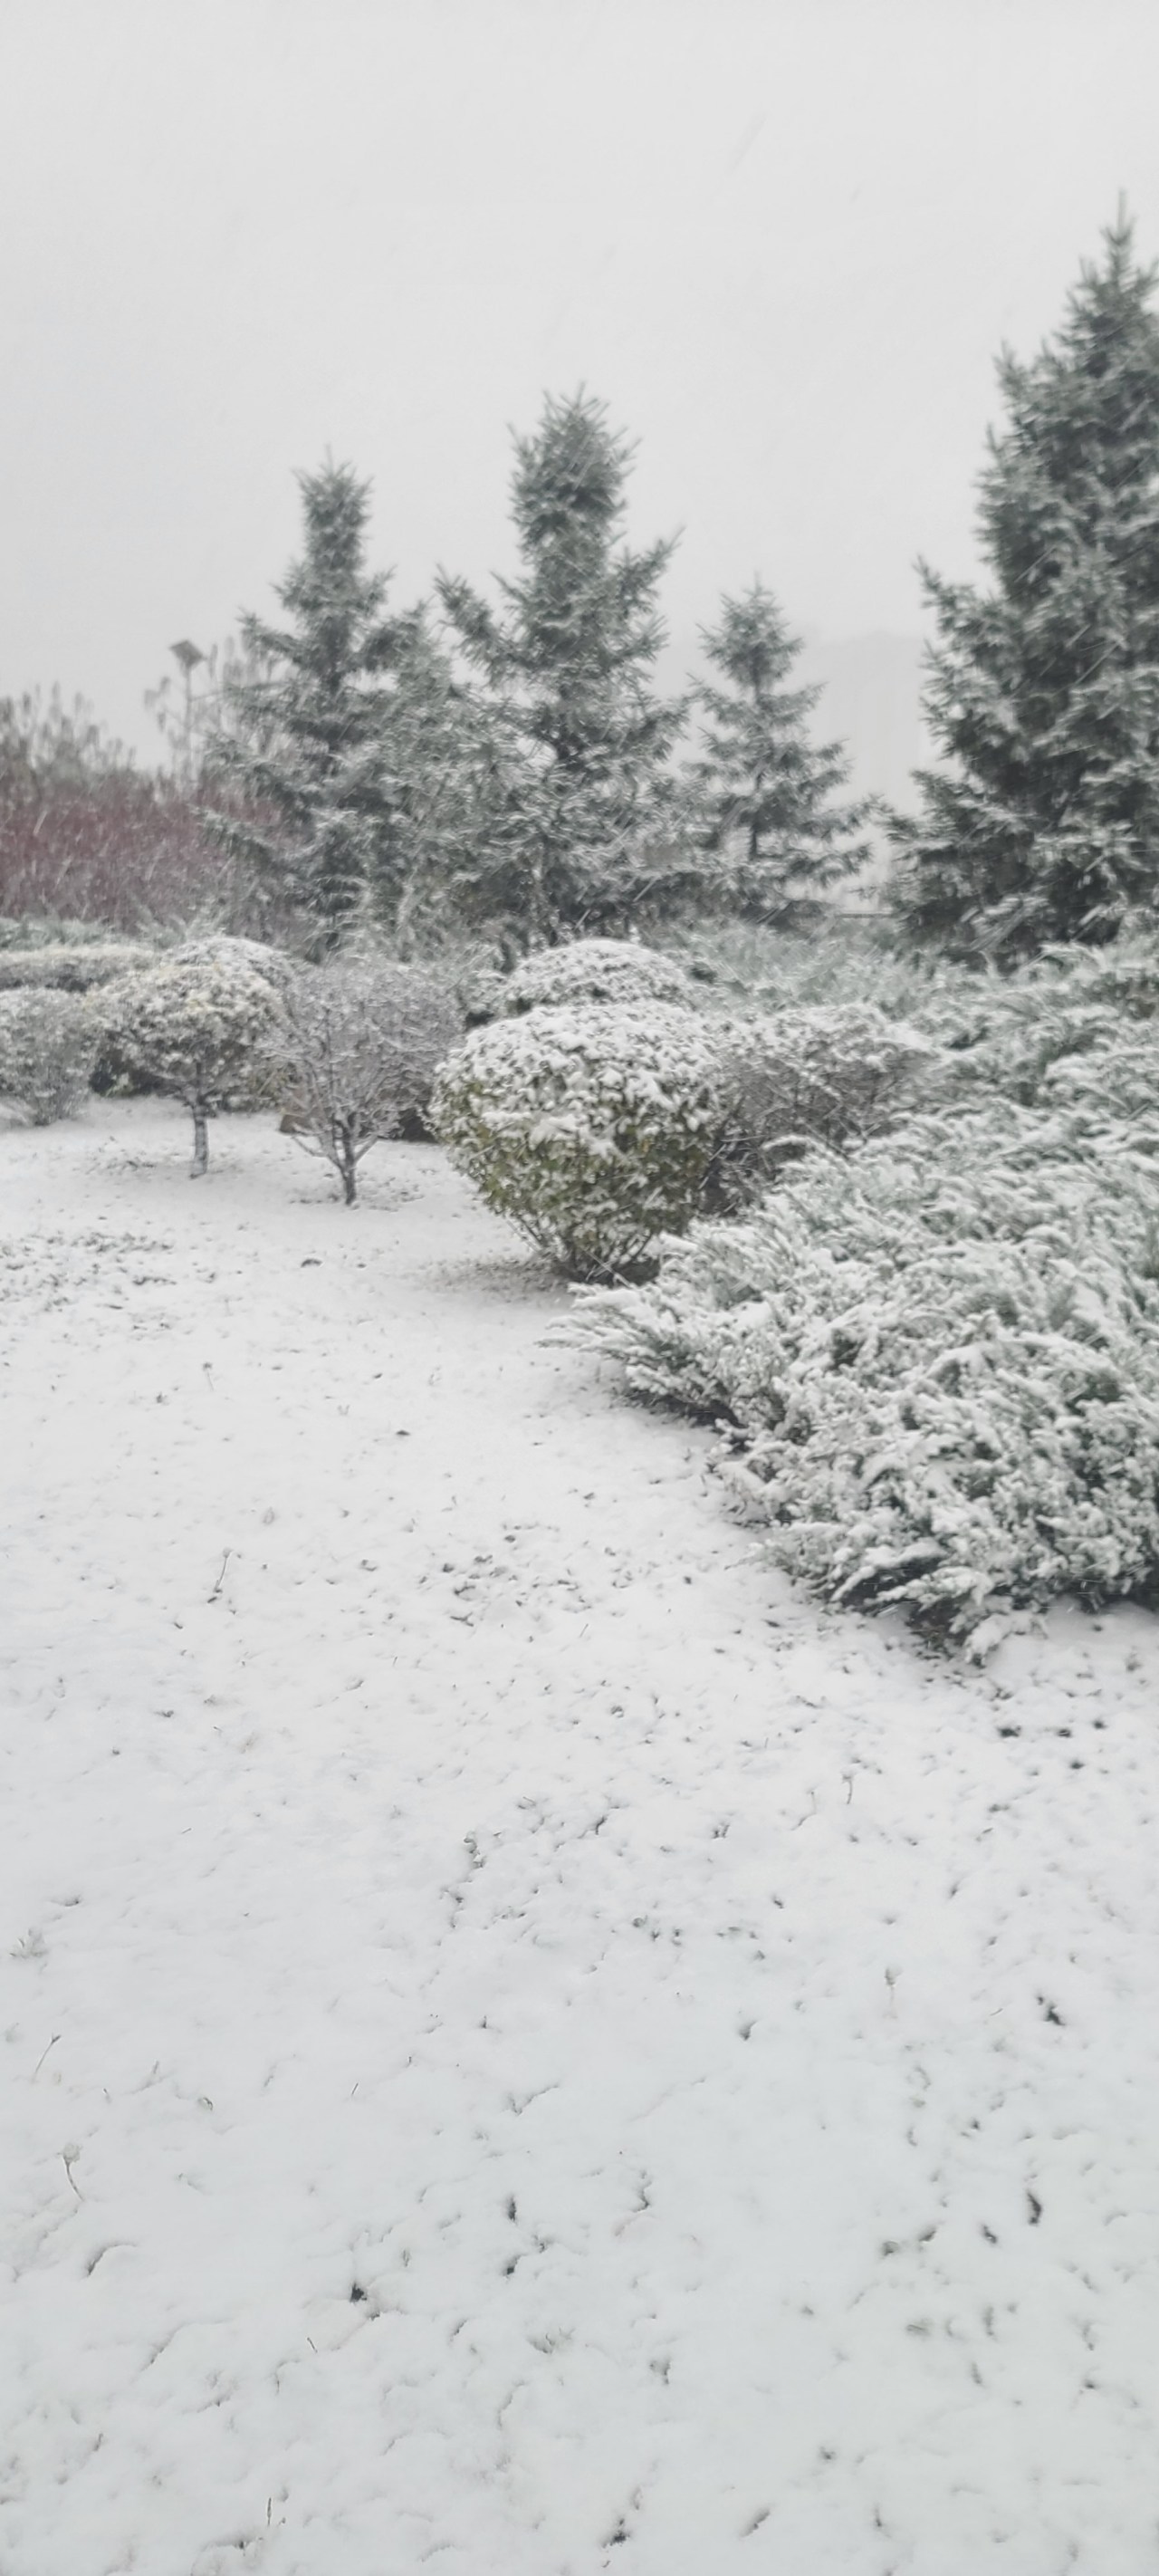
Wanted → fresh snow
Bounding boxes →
[2,1101,1158,2576]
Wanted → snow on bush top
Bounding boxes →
[501,938,694,1015]
[0,943,154,992]
[431,999,722,1279]
[97,948,284,1108]
[570,1099,1159,1646]
[168,934,297,994]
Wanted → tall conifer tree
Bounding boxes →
[206,462,403,949]
[688,581,870,914]
[891,215,1159,961]
[373,603,497,953]
[438,392,687,944]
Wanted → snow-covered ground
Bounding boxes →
[3,1101,1158,2576]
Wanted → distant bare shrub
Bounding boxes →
[0,688,298,939]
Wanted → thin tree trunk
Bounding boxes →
[529,838,547,947]
[191,1101,209,1176]
[332,1116,359,1205]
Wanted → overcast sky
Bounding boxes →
[3,0,1159,761]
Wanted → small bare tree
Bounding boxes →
[271,960,462,1203]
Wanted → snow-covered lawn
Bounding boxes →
[3,1101,1158,2576]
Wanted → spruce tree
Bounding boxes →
[206,462,404,951]
[437,391,687,946]
[891,214,1159,963]
[688,582,871,915]
[371,604,493,954]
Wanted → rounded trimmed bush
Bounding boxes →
[97,950,284,1172]
[501,937,694,1016]
[167,934,297,995]
[430,1001,723,1279]
[0,987,98,1122]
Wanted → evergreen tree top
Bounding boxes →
[697,582,819,726]
[687,576,871,898]
[512,390,632,547]
[890,209,1159,961]
[244,459,399,682]
[976,213,1159,601]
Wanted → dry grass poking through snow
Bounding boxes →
[2,1101,1158,2576]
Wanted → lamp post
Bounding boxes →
[169,639,206,784]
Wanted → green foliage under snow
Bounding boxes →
[570,1098,1159,1645]
[655,918,958,1024]
[0,916,144,950]
[430,1001,723,1279]
[926,935,1159,1108]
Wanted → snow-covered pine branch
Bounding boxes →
[568,1097,1159,1646]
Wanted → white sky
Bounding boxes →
[3,0,1158,759]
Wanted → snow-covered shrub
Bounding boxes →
[96,950,283,1173]
[1040,1031,1159,1139]
[0,987,98,1121]
[269,960,464,1203]
[167,933,296,995]
[656,918,954,1021]
[501,937,694,1015]
[930,933,1159,1106]
[448,954,509,1026]
[0,941,152,992]
[707,1003,932,1205]
[152,938,298,1108]
[570,1101,1159,1645]
[430,1002,723,1278]
[0,915,115,948]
